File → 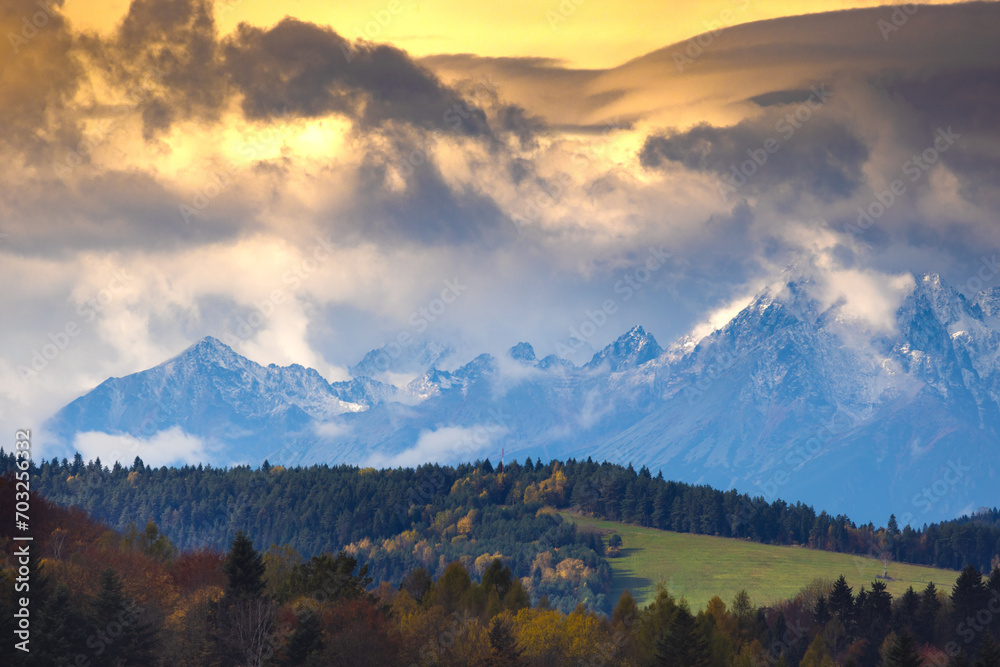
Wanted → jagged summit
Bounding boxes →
[43,270,1000,523]
[586,325,662,371]
[167,335,246,367]
[508,342,536,363]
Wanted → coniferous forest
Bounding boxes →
[2,454,1000,665]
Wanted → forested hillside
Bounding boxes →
[7,452,999,573]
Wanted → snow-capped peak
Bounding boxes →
[586,325,663,371]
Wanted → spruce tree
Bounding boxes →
[952,565,989,650]
[917,581,942,645]
[896,586,920,635]
[974,634,1000,667]
[90,568,158,666]
[487,616,524,666]
[829,575,854,630]
[814,594,831,626]
[224,530,266,600]
[987,566,1000,640]
[884,630,923,667]
[283,612,323,666]
[654,605,710,667]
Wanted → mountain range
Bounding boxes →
[44,272,999,525]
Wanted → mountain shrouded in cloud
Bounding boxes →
[43,269,1000,525]
[2,0,1000,489]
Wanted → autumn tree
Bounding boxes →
[123,521,178,562]
[426,561,473,614]
[487,613,524,666]
[400,566,434,604]
[800,634,836,667]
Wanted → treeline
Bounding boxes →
[5,451,999,581]
[4,453,614,613]
[3,477,1000,666]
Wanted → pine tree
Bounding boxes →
[949,651,973,667]
[655,605,710,667]
[652,489,669,528]
[829,575,854,629]
[917,581,942,644]
[283,612,323,666]
[869,579,893,637]
[987,566,1000,640]
[974,634,1000,667]
[884,630,923,667]
[90,568,158,666]
[897,586,921,635]
[32,582,89,664]
[814,594,831,626]
[224,530,266,600]
[952,565,989,649]
[487,615,523,666]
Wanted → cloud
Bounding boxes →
[223,18,491,136]
[92,0,226,139]
[0,0,83,161]
[3,0,1000,455]
[640,112,870,203]
[72,426,207,467]
[364,423,506,468]
[313,420,351,439]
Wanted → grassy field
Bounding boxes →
[560,513,960,611]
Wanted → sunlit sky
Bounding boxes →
[63,0,971,67]
[2,0,999,460]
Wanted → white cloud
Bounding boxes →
[72,427,208,468]
[312,420,351,439]
[364,423,507,469]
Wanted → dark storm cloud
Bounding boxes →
[495,104,545,148]
[0,0,510,256]
[885,67,1000,204]
[84,0,226,140]
[222,18,490,137]
[640,110,870,203]
[80,0,494,140]
[0,0,83,162]
[749,90,814,107]
[336,143,516,247]
[0,170,253,256]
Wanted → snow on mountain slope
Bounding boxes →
[44,274,1000,523]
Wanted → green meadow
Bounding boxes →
[560,513,961,611]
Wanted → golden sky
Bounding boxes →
[62,0,970,68]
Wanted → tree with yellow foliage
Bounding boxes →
[800,633,836,667]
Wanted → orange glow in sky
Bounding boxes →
[61,0,972,69]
